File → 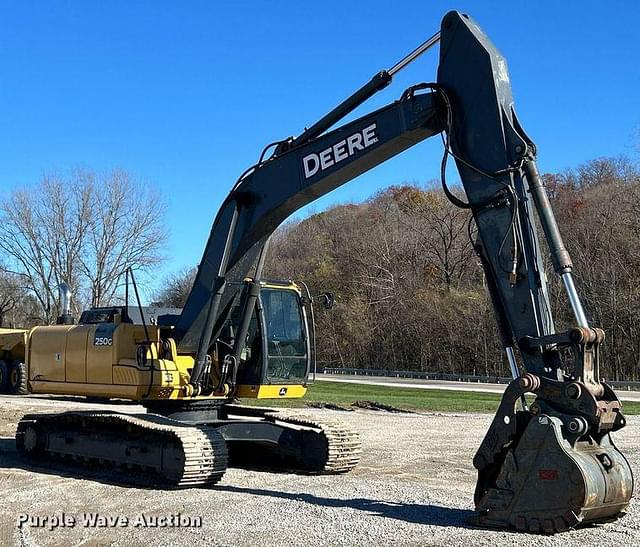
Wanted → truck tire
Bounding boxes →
[9,360,28,395]
[0,360,9,393]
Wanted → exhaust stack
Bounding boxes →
[56,282,75,325]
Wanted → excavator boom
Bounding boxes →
[175,93,444,353]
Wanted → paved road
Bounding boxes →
[315,373,640,402]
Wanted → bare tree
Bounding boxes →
[0,169,166,323]
[264,184,495,375]
[393,186,475,291]
[75,169,166,307]
[0,174,91,321]
[153,267,197,308]
[0,270,25,327]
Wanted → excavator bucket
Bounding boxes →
[473,375,633,532]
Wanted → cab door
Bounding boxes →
[260,288,310,384]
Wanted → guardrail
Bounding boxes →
[321,367,640,392]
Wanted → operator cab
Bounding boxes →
[222,280,313,387]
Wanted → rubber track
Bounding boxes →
[16,412,228,487]
[264,411,361,473]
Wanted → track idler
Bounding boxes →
[473,374,633,533]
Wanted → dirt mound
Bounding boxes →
[306,401,354,412]
[351,400,414,413]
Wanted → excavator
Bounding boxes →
[0,11,633,533]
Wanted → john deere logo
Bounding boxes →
[302,123,379,179]
[279,387,288,396]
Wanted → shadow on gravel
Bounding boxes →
[218,485,476,527]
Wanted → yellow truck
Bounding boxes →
[0,327,27,394]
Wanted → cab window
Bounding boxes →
[261,289,308,382]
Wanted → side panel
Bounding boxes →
[28,326,74,382]
[30,381,143,399]
[86,325,114,384]
[27,322,226,401]
[65,327,89,383]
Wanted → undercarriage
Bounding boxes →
[16,403,361,487]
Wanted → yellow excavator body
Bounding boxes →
[17,280,308,402]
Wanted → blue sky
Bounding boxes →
[1,1,639,282]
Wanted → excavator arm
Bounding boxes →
[172,10,632,531]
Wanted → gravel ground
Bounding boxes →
[0,395,637,546]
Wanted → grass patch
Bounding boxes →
[241,380,640,415]
[621,400,640,415]
[306,382,503,412]
[243,381,503,413]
